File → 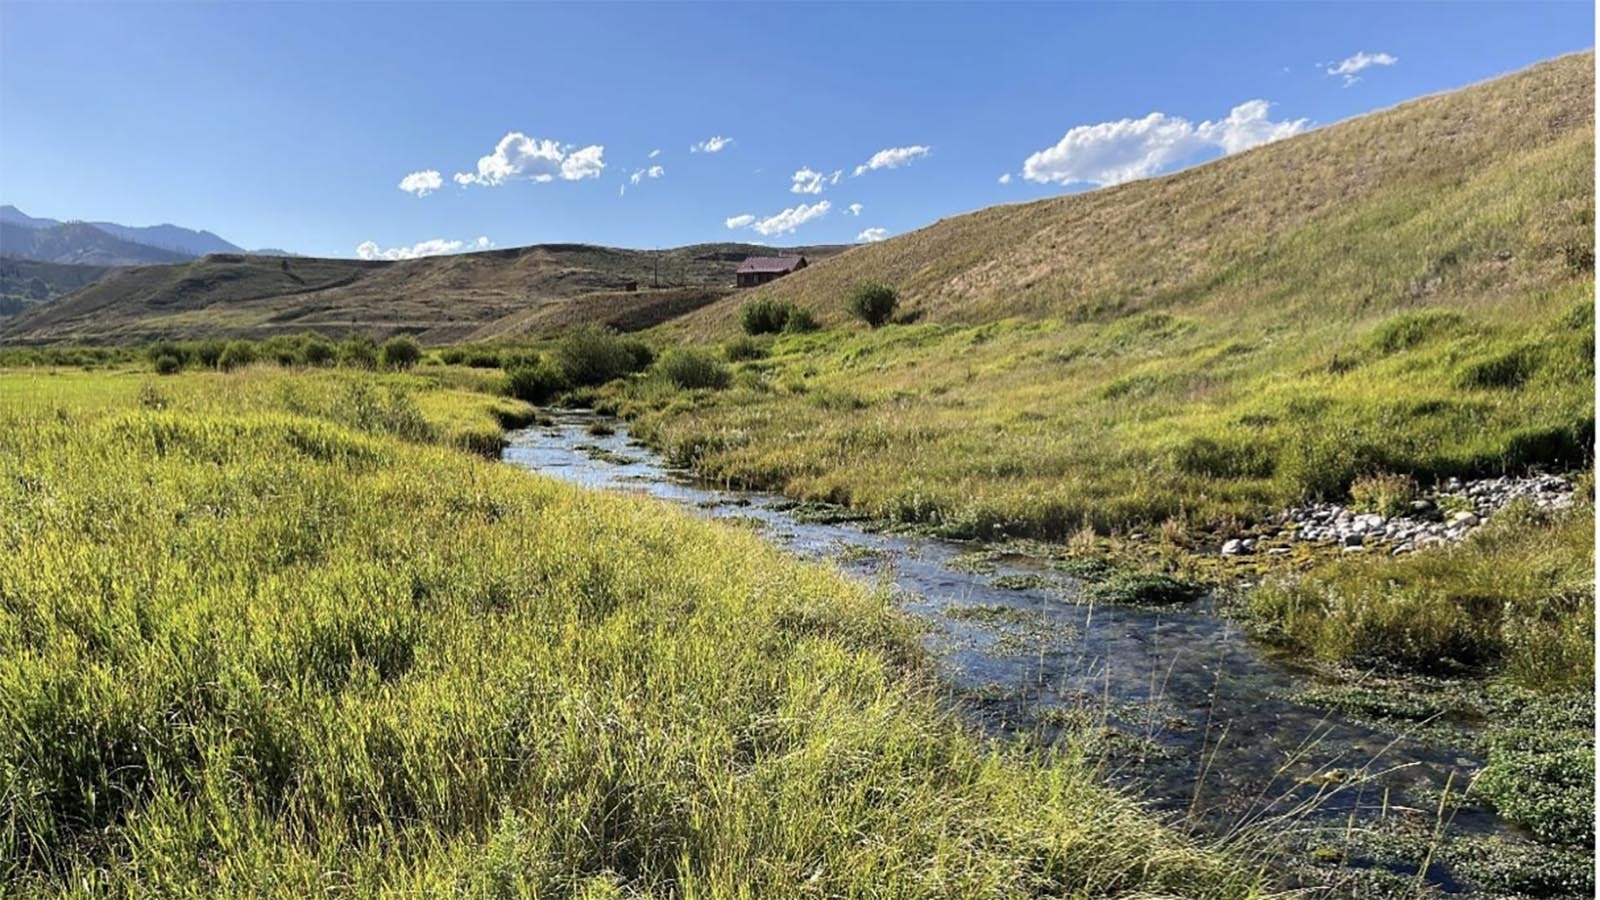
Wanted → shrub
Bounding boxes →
[192,340,227,369]
[438,348,467,365]
[217,340,258,372]
[1349,472,1419,517]
[338,336,378,369]
[504,360,569,404]
[554,328,650,387]
[259,335,305,366]
[379,336,423,371]
[152,354,182,375]
[656,348,731,390]
[144,342,184,367]
[847,282,898,328]
[723,336,767,362]
[302,337,337,367]
[741,299,795,335]
[782,306,820,333]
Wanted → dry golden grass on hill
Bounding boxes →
[675,51,1593,334]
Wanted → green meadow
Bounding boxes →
[0,367,1257,898]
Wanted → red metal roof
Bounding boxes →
[736,255,805,274]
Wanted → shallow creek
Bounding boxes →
[504,412,1524,888]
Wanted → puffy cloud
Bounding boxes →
[997,173,1012,185]
[356,236,494,260]
[1327,51,1398,86]
[855,227,888,243]
[853,145,930,176]
[691,135,733,153]
[453,132,606,187]
[791,167,826,194]
[398,169,443,197]
[792,168,843,193]
[846,202,863,216]
[725,201,831,237]
[1021,100,1307,187]
[629,165,665,186]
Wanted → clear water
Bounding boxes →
[503,412,1525,889]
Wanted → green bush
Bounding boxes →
[302,337,337,367]
[192,340,227,369]
[723,336,767,362]
[554,328,651,387]
[379,336,423,371]
[338,336,378,369]
[504,360,570,404]
[217,340,258,372]
[741,298,796,335]
[782,306,821,333]
[152,354,182,375]
[656,348,731,390]
[847,282,898,328]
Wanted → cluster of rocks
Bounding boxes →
[1221,473,1577,557]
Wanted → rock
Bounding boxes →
[1449,511,1480,528]
[1408,499,1435,515]
[1221,539,1247,556]
[1342,545,1366,553]
[1341,533,1364,548]
[1266,547,1291,556]
[1392,543,1414,555]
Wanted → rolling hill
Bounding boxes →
[674,51,1594,335]
[0,242,845,344]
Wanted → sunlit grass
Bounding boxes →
[0,369,1258,898]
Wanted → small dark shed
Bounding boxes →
[735,255,807,288]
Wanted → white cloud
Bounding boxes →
[790,167,826,194]
[691,135,733,153]
[853,145,930,176]
[846,202,863,216]
[356,236,495,261]
[648,148,661,158]
[629,165,665,186]
[997,173,1012,185]
[453,132,606,187]
[1021,100,1307,187]
[856,227,888,243]
[1327,51,1398,86]
[724,201,831,237]
[398,169,443,197]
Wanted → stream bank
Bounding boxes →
[503,411,1591,897]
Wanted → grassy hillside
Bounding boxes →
[679,52,1593,333]
[594,53,1593,539]
[0,367,1252,898]
[0,243,842,346]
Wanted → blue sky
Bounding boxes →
[0,2,1591,258]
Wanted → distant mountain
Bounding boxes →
[88,221,243,257]
[0,221,192,267]
[0,205,61,230]
[0,204,254,262]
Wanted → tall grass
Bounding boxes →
[0,369,1256,898]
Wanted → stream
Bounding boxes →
[503,411,1530,891]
